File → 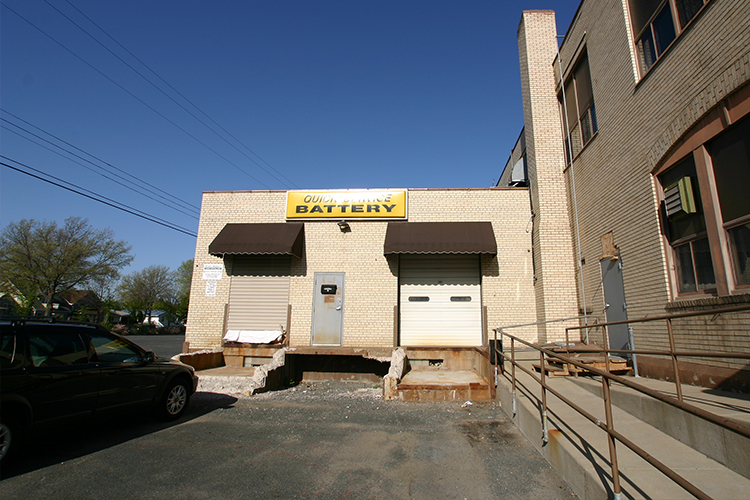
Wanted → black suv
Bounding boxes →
[0,320,198,462]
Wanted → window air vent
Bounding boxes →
[664,177,696,219]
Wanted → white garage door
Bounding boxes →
[399,255,482,346]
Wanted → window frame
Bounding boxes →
[629,0,711,76]
[725,218,750,288]
[559,50,598,165]
[658,157,716,295]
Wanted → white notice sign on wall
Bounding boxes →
[202,264,223,280]
[205,281,217,297]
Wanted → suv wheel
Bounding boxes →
[0,414,22,463]
[157,379,190,421]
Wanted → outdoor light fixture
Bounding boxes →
[337,220,351,232]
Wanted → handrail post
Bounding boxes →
[494,328,501,375]
[565,326,571,375]
[602,324,611,373]
[598,326,622,497]
[602,370,622,498]
[666,318,683,402]
[540,349,549,444]
[628,326,639,377]
[511,336,517,416]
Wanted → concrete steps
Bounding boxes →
[195,347,287,395]
[497,358,750,499]
[195,366,260,395]
[394,370,492,402]
[569,374,750,480]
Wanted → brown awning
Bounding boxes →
[383,222,497,256]
[209,223,304,258]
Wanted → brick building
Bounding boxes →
[505,1,750,388]
[185,188,577,385]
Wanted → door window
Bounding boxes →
[88,332,142,363]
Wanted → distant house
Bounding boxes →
[35,290,104,322]
[0,280,25,317]
[109,310,130,324]
[142,310,177,328]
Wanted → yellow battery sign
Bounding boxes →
[286,190,407,219]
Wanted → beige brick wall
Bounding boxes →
[523,0,750,363]
[186,188,538,351]
[518,11,581,343]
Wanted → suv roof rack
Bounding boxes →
[2,316,102,328]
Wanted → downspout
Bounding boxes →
[556,36,589,343]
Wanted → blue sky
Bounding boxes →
[1,0,579,276]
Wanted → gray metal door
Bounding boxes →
[311,273,344,346]
[600,255,629,354]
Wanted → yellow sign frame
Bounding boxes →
[286,189,407,220]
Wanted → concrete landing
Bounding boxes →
[497,354,750,499]
[396,370,492,402]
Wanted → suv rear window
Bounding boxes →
[27,330,89,367]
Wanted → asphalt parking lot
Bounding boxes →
[126,334,185,358]
[0,381,575,500]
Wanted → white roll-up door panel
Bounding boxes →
[226,256,291,332]
[400,255,481,346]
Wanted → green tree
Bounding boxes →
[90,274,124,326]
[119,265,175,324]
[173,259,193,323]
[0,218,133,316]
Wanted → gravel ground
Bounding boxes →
[191,380,578,499]
[2,381,576,500]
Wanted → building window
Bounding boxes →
[659,156,715,293]
[708,115,750,286]
[561,51,598,163]
[630,0,709,74]
[659,114,750,295]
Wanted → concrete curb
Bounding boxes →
[496,372,609,499]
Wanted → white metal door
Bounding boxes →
[399,255,481,346]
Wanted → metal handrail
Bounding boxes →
[493,303,750,500]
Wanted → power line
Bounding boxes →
[2,154,195,233]
[2,109,199,213]
[1,155,197,235]
[1,157,198,237]
[2,118,200,220]
[1,1,272,189]
[53,0,299,189]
